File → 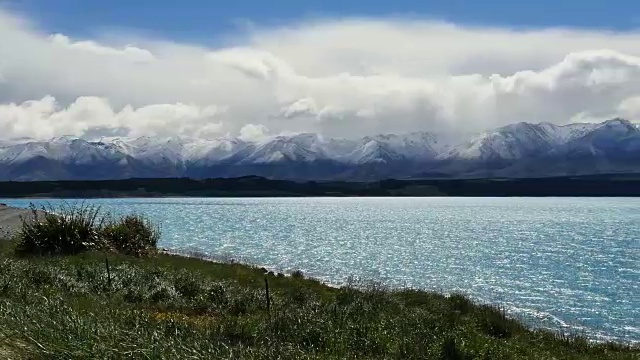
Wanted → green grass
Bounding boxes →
[0,241,637,359]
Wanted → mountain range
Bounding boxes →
[1,118,639,181]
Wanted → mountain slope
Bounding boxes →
[499,119,640,177]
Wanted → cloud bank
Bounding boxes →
[2,8,640,141]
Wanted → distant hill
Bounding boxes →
[1,174,640,198]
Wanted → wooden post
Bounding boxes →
[105,256,112,290]
[264,277,271,312]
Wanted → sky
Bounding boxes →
[2,1,640,141]
[6,0,640,39]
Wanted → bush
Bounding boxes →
[101,214,160,257]
[16,203,104,255]
[448,293,473,315]
[16,203,159,257]
[173,271,203,299]
[291,270,305,279]
[476,306,513,339]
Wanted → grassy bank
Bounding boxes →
[0,244,636,359]
[0,204,637,359]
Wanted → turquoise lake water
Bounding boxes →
[2,197,638,343]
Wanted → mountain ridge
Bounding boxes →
[1,118,639,181]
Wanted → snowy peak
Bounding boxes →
[446,120,631,161]
[549,118,640,158]
[449,122,559,160]
[348,140,401,164]
[0,118,639,180]
[541,122,600,143]
[594,118,638,135]
[354,131,446,163]
[239,136,324,164]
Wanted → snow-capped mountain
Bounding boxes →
[445,122,599,161]
[1,118,639,181]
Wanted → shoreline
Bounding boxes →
[0,204,46,240]
[3,194,640,202]
[0,247,636,358]
[2,193,640,199]
[2,204,638,347]
[161,248,638,346]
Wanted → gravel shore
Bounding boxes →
[0,204,42,240]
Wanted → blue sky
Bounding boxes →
[5,0,638,42]
[2,0,640,140]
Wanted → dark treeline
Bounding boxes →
[1,174,640,198]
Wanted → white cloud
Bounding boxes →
[238,123,270,142]
[207,47,293,80]
[618,96,640,120]
[2,8,640,141]
[49,34,155,62]
[0,96,225,140]
[280,98,318,118]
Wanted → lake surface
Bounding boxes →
[2,197,638,343]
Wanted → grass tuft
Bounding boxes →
[15,203,158,257]
[16,203,104,256]
[101,214,160,257]
[291,269,304,279]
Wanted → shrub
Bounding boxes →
[476,306,513,339]
[291,270,304,279]
[16,203,104,256]
[440,338,472,360]
[173,271,203,299]
[101,214,160,257]
[206,284,228,305]
[448,293,473,315]
[16,203,160,257]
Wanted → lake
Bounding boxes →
[2,197,638,343]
